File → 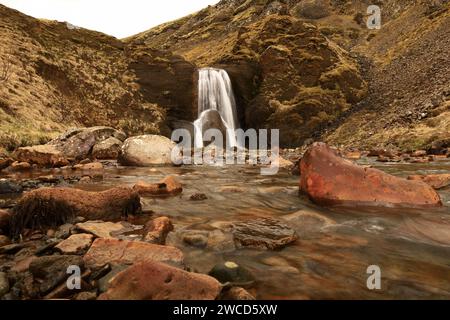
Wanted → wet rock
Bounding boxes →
[190,193,208,201]
[0,235,11,246]
[143,217,174,244]
[407,174,450,190]
[411,150,427,157]
[232,218,298,250]
[0,209,11,231]
[73,162,104,171]
[133,176,182,196]
[218,186,246,193]
[55,234,94,255]
[281,210,336,237]
[75,291,97,300]
[221,287,255,300]
[343,150,362,160]
[209,261,255,286]
[29,255,85,294]
[207,230,236,252]
[76,221,141,239]
[0,272,9,296]
[83,238,184,269]
[98,260,221,300]
[37,175,61,183]
[49,126,126,160]
[276,156,295,170]
[300,143,442,208]
[54,223,75,239]
[14,144,68,167]
[0,243,26,254]
[182,232,209,248]
[10,161,32,171]
[118,135,176,166]
[11,256,38,273]
[97,264,130,293]
[10,187,141,238]
[92,137,122,160]
[0,157,13,171]
[0,180,23,194]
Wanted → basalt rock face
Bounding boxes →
[300,143,442,208]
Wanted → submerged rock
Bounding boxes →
[9,187,141,238]
[98,260,221,300]
[76,221,139,239]
[83,238,184,269]
[143,216,174,245]
[0,272,9,296]
[232,218,298,250]
[221,287,256,300]
[407,174,450,190]
[133,176,182,196]
[118,135,175,166]
[300,143,442,207]
[0,209,11,231]
[29,255,85,294]
[209,261,255,286]
[0,180,23,194]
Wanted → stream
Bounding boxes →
[1,157,450,299]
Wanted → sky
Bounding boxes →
[0,0,220,38]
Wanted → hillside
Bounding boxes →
[129,0,450,149]
[0,4,195,151]
[1,1,449,150]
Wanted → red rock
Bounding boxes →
[73,162,103,171]
[14,145,68,167]
[133,176,182,196]
[0,209,11,231]
[55,234,94,254]
[83,238,184,269]
[300,143,442,208]
[143,216,174,244]
[10,161,31,171]
[98,260,221,300]
[411,150,427,157]
[407,174,450,190]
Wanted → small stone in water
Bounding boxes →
[190,193,208,201]
[208,261,255,286]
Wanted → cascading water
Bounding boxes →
[194,68,240,148]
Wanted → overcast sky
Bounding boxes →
[0,0,220,38]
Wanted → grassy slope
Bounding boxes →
[0,5,166,150]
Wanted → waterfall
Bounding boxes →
[194,68,239,148]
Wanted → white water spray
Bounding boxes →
[194,68,240,148]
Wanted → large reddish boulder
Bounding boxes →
[98,260,221,300]
[300,143,442,207]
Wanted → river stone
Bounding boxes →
[92,137,122,160]
[118,135,175,166]
[76,221,141,239]
[0,272,9,296]
[221,287,256,300]
[13,144,68,167]
[300,143,442,207]
[0,235,11,247]
[83,238,184,269]
[232,218,298,250]
[208,261,255,286]
[0,180,23,194]
[0,209,11,231]
[55,233,94,254]
[98,260,221,300]
[281,210,336,237]
[29,255,85,294]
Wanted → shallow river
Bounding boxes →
[2,158,450,299]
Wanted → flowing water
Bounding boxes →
[194,68,240,148]
[2,158,449,299]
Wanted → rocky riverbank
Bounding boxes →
[0,127,449,300]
